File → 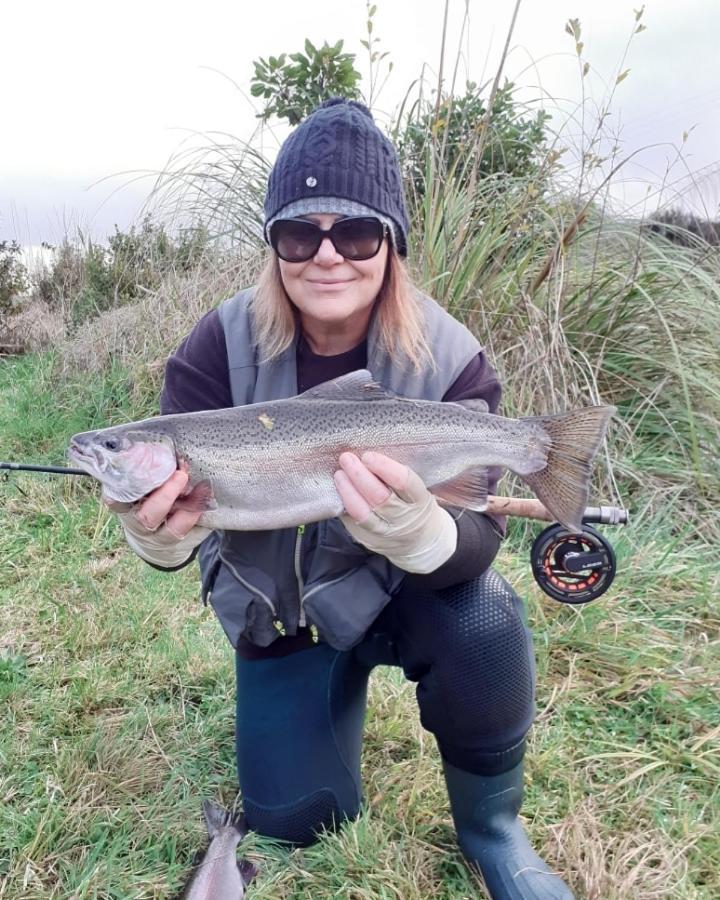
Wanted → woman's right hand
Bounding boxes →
[104,469,213,568]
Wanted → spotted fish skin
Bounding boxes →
[68,370,614,532]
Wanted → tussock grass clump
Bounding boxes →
[407,156,720,537]
[0,299,65,355]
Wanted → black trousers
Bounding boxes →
[235,569,536,844]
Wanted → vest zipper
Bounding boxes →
[295,524,306,626]
[219,553,277,616]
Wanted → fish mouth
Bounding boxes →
[68,440,102,471]
[68,440,91,460]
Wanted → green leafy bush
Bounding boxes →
[31,218,212,329]
[398,81,551,198]
[251,39,362,125]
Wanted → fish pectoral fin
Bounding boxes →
[298,369,395,402]
[173,479,217,512]
[238,859,258,886]
[429,467,489,511]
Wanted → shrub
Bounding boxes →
[30,218,213,330]
[251,39,362,126]
[646,208,720,248]
[0,240,28,318]
[398,81,551,198]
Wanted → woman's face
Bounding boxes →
[277,213,389,333]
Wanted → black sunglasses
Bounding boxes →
[269,216,388,263]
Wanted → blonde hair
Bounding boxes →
[252,248,434,372]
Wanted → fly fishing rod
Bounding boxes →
[1,462,90,476]
[2,461,628,604]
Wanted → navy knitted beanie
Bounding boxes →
[263,97,409,256]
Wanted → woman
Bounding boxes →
[112,98,573,900]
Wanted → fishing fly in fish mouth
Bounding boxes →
[71,97,605,898]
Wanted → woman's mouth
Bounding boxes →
[307,279,354,289]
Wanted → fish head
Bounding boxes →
[68,424,177,503]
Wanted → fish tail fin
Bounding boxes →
[202,800,248,838]
[231,811,249,838]
[519,405,615,531]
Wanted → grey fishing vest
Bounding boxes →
[198,287,481,650]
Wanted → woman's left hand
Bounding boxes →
[334,451,457,574]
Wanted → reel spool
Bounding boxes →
[531,523,617,604]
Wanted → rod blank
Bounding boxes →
[1,462,90,476]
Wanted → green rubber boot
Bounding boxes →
[442,757,574,899]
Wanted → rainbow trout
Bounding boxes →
[68,369,614,531]
[180,802,256,899]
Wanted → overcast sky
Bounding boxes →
[2,0,719,254]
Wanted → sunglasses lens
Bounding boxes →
[332,217,384,259]
[270,217,386,262]
[270,220,321,262]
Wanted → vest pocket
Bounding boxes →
[303,519,405,649]
[302,565,396,650]
[205,555,281,648]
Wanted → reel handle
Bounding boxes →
[485,495,628,526]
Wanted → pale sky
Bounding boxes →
[2,0,719,254]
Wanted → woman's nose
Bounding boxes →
[313,236,344,264]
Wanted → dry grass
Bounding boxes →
[0,301,65,354]
[54,255,262,378]
[550,797,692,899]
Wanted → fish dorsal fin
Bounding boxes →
[298,369,395,402]
[429,466,489,511]
[453,398,489,413]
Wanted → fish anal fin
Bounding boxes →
[429,467,489,511]
[299,369,394,402]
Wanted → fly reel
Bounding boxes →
[530,506,627,603]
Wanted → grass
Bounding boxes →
[1,354,718,899]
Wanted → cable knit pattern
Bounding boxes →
[264,97,410,255]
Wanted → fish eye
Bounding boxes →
[103,439,120,451]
